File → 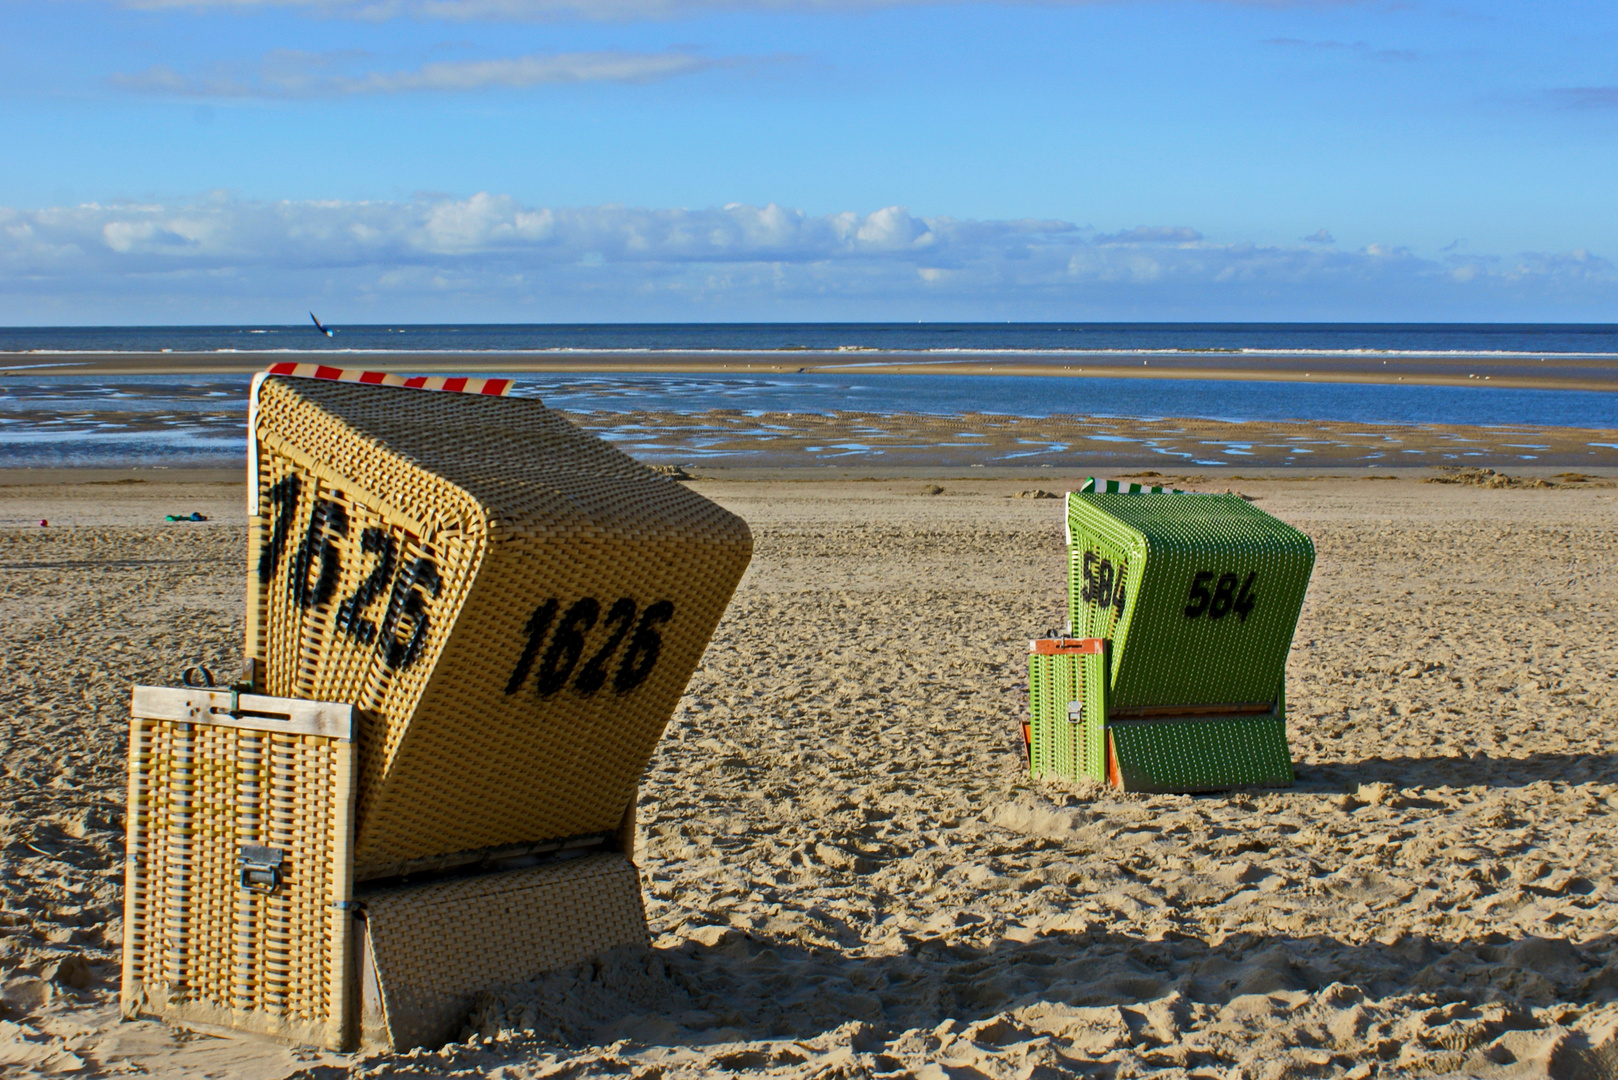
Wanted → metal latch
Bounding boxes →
[1066,701,1084,723]
[239,845,285,893]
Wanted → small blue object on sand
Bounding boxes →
[165,512,208,522]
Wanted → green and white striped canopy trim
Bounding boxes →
[1066,478,1186,546]
[1077,477,1185,495]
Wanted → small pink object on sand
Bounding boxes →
[39,520,47,527]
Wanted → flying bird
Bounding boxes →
[310,312,335,338]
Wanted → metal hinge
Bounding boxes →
[238,845,285,893]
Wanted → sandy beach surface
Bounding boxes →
[2,468,1617,1078]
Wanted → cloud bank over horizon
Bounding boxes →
[112,49,743,98]
[1,194,1612,324]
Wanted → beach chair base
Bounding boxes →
[1027,644,1295,794]
[354,853,649,1051]
[1106,716,1293,793]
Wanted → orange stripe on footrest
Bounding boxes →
[1028,638,1106,655]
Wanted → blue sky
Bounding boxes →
[1,0,1615,323]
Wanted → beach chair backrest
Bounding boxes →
[248,376,752,880]
[1066,492,1314,711]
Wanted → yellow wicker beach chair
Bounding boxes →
[122,369,752,1050]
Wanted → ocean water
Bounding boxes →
[0,323,1613,467]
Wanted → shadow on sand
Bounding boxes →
[419,920,1618,1076]
[1297,750,1618,792]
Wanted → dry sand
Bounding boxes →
[1,470,1616,1078]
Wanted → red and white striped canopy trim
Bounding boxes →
[248,363,515,513]
[259,362,514,396]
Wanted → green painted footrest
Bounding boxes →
[1108,716,1293,793]
[1028,642,1110,784]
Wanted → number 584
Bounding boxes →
[1183,570,1257,622]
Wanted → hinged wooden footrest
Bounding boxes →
[1027,638,1110,784]
[121,685,357,1048]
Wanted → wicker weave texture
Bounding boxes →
[246,377,753,877]
[1027,644,1109,783]
[1109,717,1294,792]
[121,717,354,1048]
[1066,492,1315,710]
[358,853,648,1050]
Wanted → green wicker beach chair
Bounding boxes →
[1028,490,1314,793]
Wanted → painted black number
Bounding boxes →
[1184,571,1214,618]
[503,595,673,696]
[1233,571,1257,622]
[256,475,301,585]
[334,528,397,644]
[574,598,637,695]
[615,600,674,693]
[1208,572,1238,620]
[379,557,440,670]
[1080,551,1127,617]
[1185,569,1258,622]
[504,599,558,695]
[535,598,600,696]
[291,499,349,610]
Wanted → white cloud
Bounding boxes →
[1262,37,1418,63]
[112,48,733,97]
[1550,86,1618,108]
[0,193,1612,322]
[1302,228,1333,243]
[1095,226,1201,244]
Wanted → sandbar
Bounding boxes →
[3,348,1616,392]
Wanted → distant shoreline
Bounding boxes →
[1,349,1614,392]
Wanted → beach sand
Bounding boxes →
[1,470,1617,1077]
